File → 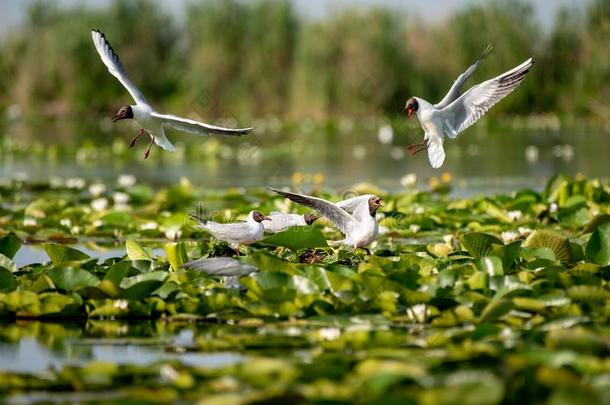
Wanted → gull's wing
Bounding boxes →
[150,112,252,137]
[434,44,494,109]
[91,30,147,105]
[335,195,373,213]
[267,187,357,235]
[440,57,534,139]
[182,257,257,276]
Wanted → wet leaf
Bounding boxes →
[44,243,90,264]
[0,234,21,259]
[47,267,100,291]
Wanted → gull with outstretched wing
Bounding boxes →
[404,44,534,168]
[91,30,252,158]
[267,187,382,252]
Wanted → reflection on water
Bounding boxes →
[1,127,608,193]
[0,321,246,373]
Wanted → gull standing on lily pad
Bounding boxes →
[91,30,253,158]
[190,210,270,254]
[404,44,534,168]
[267,187,382,253]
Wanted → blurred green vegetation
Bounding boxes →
[0,0,609,129]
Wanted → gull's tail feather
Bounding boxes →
[428,138,446,169]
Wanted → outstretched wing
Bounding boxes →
[91,30,147,105]
[151,112,253,137]
[266,187,357,236]
[440,57,534,138]
[434,44,494,110]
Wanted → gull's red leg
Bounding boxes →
[144,136,155,159]
[408,140,430,155]
[129,128,144,148]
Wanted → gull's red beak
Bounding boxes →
[407,107,413,118]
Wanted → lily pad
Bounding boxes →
[44,243,90,264]
[259,226,328,251]
[522,230,572,264]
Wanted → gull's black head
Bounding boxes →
[112,105,133,122]
[252,211,271,223]
[368,196,383,215]
[304,212,321,225]
[404,97,418,118]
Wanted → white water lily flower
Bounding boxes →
[549,203,559,214]
[66,177,85,189]
[59,218,72,228]
[71,226,81,235]
[377,124,393,144]
[88,183,106,197]
[409,224,421,233]
[165,229,182,240]
[518,227,533,237]
[414,206,425,215]
[501,231,519,243]
[507,210,522,221]
[23,218,37,226]
[113,192,129,205]
[93,219,103,227]
[118,174,136,188]
[401,173,417,188]
[91,198,108,211]
[113,300,128,310]
[141,222,158,230]
[318,327,341,341]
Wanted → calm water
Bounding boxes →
[2,125,608,194]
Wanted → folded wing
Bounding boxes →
[151,112,252,137]
[434,44,494,109]
[91,30,147,105]
[441,57,534,138]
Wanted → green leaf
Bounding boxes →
[0,253,18,273]
[119,271,168,300]
[479,299,514,323]
[47,267,100,291]
[0,234,21,259]
[126,240,152,261]
[104,262,134,285]
[462,233,504,258]
[522,230,572,264]
[164,242,188,271]
[585,222,610,266]
[259,226,328,251]
[0,268,17,291]
[241,271,320,303]
[44,243,90,265]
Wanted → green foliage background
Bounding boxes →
[1,0,609,127]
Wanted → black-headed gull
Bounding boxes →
[267,187,382,253]
[262,212,320,234]
[404,44,534,168]
[183,257,258,288]
[91,30,253,158]
[190,210,270,253]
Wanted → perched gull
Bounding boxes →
[91,30,253,158]
[404,44,534,168]
[267,187,382,253]
[262,212,321,234]
[190,210,270,254]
